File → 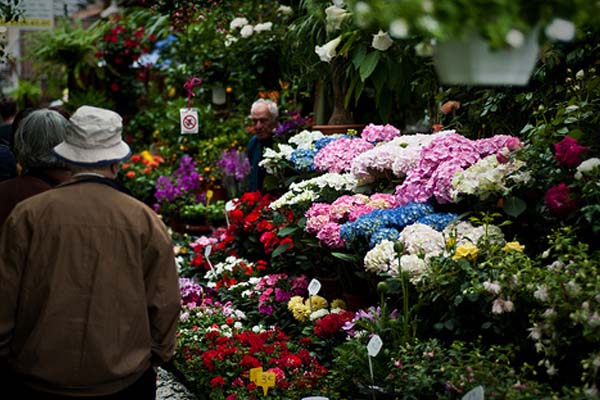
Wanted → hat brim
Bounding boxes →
[52,141,131,166]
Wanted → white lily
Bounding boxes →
[315,36,342,63]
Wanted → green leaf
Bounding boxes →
[351,44,367,69]
[503,196,527,217]
[359,51,380,82]
[271,242,292,257]
[331,252,358,263]
[278,226,298,237]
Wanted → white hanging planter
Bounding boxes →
[433,28,540,86]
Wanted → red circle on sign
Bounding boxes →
[183,114,197,130]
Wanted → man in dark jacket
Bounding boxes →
[0,105,181,398]
[247,98,278,192]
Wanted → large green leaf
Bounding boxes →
[271,242,292,257]
[359,51,380,82]
[503,196,527,217]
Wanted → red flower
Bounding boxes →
[314,311,354,338]
[239,355,261,369]
[545,183,576,215]
[210,375,225,387]
[256,219,275,232]
[278,237,294,252]
[260,231,279,254]
[554,136,588,167]
[110,82,120,92]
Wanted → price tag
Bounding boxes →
[224,200,236,227]
[249,367,263,383]
[308,279,322,296]
[180,108,199,134]
[257,372,276,396]
[367,334,383,357]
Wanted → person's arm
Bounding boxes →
[143,217,181,366]
[0,210,29,369]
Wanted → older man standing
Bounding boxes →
[247,98,278,192]
[0,105,180,399]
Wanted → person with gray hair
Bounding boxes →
[248,98,279,191]
[0,108,71,225]
[0,105,180,398]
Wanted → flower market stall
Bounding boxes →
[3,0,600,399]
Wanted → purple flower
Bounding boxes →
[218,149,251,180]
[274,288,291,302]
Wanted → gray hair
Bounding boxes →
[14,109,69,169]
[251,98,278,119]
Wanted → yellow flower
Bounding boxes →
[152,129,160,138]
[167,86,176,98]
[288,296,304,310]
[141,150,153,162]
[503,241,525,253]
[331,299,347,310]
[305,295,328,311]
[291,305,310,322]
[452,243,479,261]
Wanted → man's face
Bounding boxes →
[251,104,277,140]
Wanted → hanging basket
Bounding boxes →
[433,28,540,86]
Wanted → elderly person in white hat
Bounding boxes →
[0,106,180,399]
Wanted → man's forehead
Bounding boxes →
[251,105,271,117]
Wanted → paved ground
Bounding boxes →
[157,367,196,400]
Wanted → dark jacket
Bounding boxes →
[247,135,273,192]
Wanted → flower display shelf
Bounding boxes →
[433,28,540,86]
[312,124,366,135]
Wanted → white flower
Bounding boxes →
[575,69,585,80]
[398,223,445,257]
[399,254,427,283]
[389,18,409,38]
[371,30,394,51]
[230,17,248,30]
[353,1,371,28]
[325,5,350,32]
[505,29,525,48]
[418,16,439,33]
[533,285,549,302]
[483,281,502,295]
[574,157,600,180]
[332,0,346,6]
[414,39,435,57]
[545,18,575,42]
[315,36,342,63]
[422,0,433,12]
[289,129,325,149]
[364,240,399,275]
[277,5,293,16]
[309,308,330,321]
[528,324,542,340]
[240,24,254,38]
[254,22,273,32]
[492,298,505,314]
[224,34,238,47]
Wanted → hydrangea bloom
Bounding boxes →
[270,173,357,210]
[443,221,505,247]
[360,123,401,143]
[398,223,445,256]
[288,130,325,149]
[259,144,294,174]
[290,148,317,171]
[314,137,374,173]
[364,240,399,275]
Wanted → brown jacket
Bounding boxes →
[0,180,180,396]
[0,175,52,226]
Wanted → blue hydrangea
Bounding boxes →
[314,136,338,151]
[417,212,458,231]
[290,148,317,171]
[369,227,400,248]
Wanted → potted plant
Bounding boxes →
[348,0,596,85]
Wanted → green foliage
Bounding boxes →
[179,200,226,224]
[9,80,41,109]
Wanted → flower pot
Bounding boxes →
[433,28,540,86]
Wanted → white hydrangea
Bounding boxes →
[259,144,295,174]
[254,22,273,32]
[452,154,530,201]
[288,130,325,149]
[398,223,445,257]
[240,24,254,38]
[363,240,399,275]
[270,173,357,209]
[399,254,427,283]
[443,220,505,248]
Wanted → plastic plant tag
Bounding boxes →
[224,200,236,227]
[308,278,322,296]
[462,385,484,400]
[301,397,329,400]
[180,108,199,134]
[249,367,263,383]
[367,334,383,357]
[204,245,215,273]
[256,371,276,396]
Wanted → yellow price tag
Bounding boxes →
[257,372,276,396]
[249,367,263,383]
[206,189,214,205]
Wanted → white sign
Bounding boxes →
[180,108,198,134]
[462,385,485,400]
[4,0,54,29]
[308,279,322,296]
[367,334,383,357]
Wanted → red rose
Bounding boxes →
[545,183,576,215]
[554,136,588,167]
[210,376,225,387]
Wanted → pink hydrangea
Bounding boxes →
[316,222,346,248]
[367,193,398,208]
[314,137,374,173]
[360,123,401,143]
[475,135,520,156]
[330,194,369,220]
[305,203,333,234]
[348,204,375,221]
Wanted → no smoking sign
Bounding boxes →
[180,108,199,134]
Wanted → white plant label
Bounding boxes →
[462,385,484,400]
[308,279,322,296]
[204,245,215,272]
[180,108,199,134]
[367,334,383,357]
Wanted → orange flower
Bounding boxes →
[122,163,131,169]
[126,171,136,178]
[225,86,233,93]
[441,100,461,114]
[131,154,142,162]
[143,167,152,174]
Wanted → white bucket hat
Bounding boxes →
[53,105,131,165]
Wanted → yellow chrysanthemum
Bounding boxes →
[291,305,310,322]
[452,243,479,261]
[331,299,347,310]
[288,296,304,311]
[305,295,328,311]
[503,241,525,253]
